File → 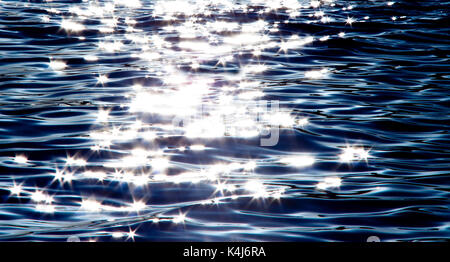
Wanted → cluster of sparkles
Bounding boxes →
[2,0,374,241]
[339,146,370,163]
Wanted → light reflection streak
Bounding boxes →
[126,227,138,241]
[9,182,23,196]
[316,177,341,190]
[14,154,28,164]
[36,204,56,213]
[48,59,66,71]
[339,146,370,163]
[173,213,187,224]
[305,68,329,79]
[96,74,109,85]
[60,20,85,32]
[279,155,315,167]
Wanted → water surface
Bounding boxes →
[0,0,449,242]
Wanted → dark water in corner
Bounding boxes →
[0,0,449,242]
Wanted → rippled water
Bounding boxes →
[0,0,448,242]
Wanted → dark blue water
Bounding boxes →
[0,0,448,242]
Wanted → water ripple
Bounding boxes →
[0,0,448,242]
